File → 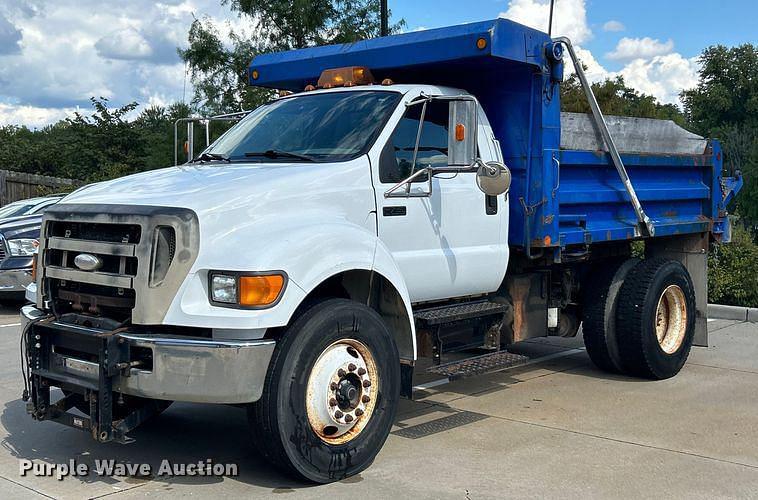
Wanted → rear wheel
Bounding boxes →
[616,258,696,379]
[248,299,400,483]
[581,258,639,373]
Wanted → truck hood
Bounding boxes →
[57,159,376,246]
[63,163,308,213]
[61,161,370,217]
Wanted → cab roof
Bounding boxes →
[248,18,552,92]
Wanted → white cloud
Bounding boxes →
[617,54,700,104]
[0,0,235,126]
[498,0,697,106]
[500,0,592,44]
[607,37,675,62]
[602,20,625,33]
[0,103,76,129]
[95,28,154,61]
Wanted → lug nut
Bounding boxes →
[330,382,338,391]
[334,410,344,419]
[337,369,346,377]
[329,398,337,407]
[344,414,354,423]
[357,367,366,376]
[348,363,356,372]
[355,408,364,416]
[362,395,370,404]
[362,380,371,388]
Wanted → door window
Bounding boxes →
[380,100,449,184]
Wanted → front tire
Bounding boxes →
[248,299,401,483]
[616,258,696,379]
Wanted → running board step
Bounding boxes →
[414,300,507,326]
[427,351,531,380]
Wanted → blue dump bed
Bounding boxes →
[249,19,743,251]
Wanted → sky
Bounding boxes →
[0,0,755,128]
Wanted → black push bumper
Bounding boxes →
[23,311,163,444]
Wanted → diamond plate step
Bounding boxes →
[414,301,507,326]
[427,351,530,379]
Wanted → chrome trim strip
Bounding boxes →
[47,237,137,257]
[46,266,133,288]
[117,333,275,349]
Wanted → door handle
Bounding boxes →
[383,206,407,217]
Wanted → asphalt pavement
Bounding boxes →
[0,303,755,499]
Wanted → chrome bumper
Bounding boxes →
[0,267,32,292]
[22,306,275,404]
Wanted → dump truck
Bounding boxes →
[21,18,743,483]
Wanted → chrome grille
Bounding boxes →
[38,205,200,325]
[0,237,6,261]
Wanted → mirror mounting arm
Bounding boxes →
[384,167,434,199]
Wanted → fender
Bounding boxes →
[163,217,417,360]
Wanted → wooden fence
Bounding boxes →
[0,170,81,206]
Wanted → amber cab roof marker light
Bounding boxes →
[317,67,375,89]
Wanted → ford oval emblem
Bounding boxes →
[74,253,103,271]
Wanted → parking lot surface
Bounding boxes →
[0,303,755,499]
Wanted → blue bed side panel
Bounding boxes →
[553,148,722,248]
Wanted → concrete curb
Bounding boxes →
[708,304,758,323]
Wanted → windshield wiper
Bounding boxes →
[244,150,316,162]
[190,152,231,163]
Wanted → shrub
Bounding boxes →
[708,224,758,307]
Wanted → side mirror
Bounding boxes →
[447,99,477,167]
[476,161,511,196]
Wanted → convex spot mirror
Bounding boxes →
[477,161,511,196]
[447,99,477,167]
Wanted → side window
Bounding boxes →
[380,100,449,184]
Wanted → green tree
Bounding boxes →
[681,44,758,227]
[180,0,404,114]
[561,74,686,126]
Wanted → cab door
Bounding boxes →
[371,94,508,303]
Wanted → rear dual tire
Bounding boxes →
[583,258,696,380]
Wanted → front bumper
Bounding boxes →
[0,266,32,293]
[22,305,275,404]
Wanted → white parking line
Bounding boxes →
[0,323,20,328]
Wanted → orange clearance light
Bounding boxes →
[543,235,552,247]
[239,274,285,307]
[304,84,316,92]
[318,66,375,88]
[476,37,488,50]
[251,69,260,80]
[381,78,394,86]
[455,123,466,142]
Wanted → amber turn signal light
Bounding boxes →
[239,274,285,307]
[455,123,466,142]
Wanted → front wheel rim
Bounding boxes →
[655,284,688,354]
[306,339,379,445]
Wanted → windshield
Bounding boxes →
[0,201,35,219]
[207,90,402,162]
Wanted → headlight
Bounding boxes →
[210,274,237,304]
[7,238,39,257]
[209,272,286,308]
